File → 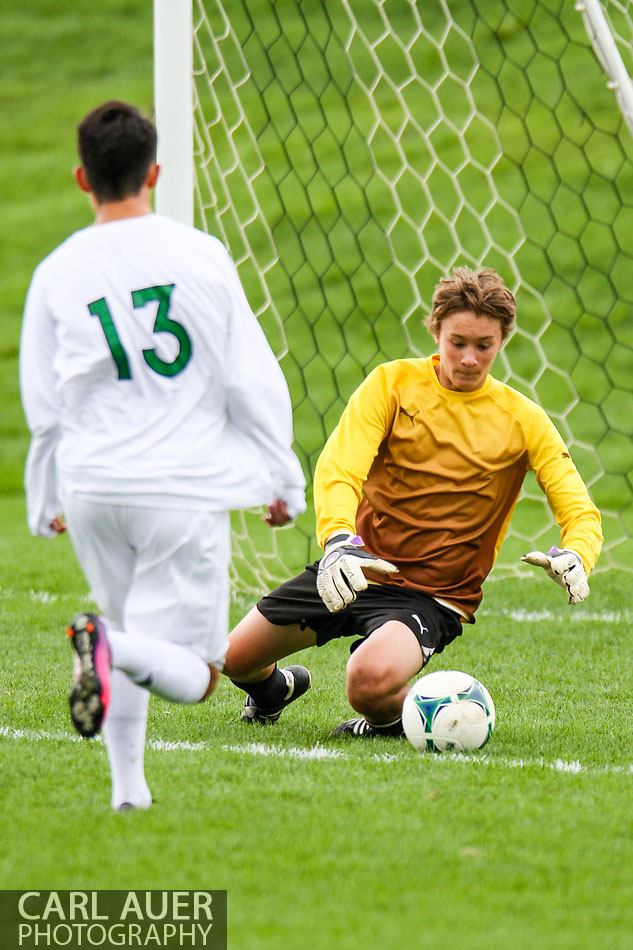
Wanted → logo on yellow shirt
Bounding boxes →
[399,407,419,426]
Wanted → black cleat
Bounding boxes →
[67,612,112,739]
[241,666,311,724]
[330,716,405,738]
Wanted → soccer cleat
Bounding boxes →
[330,717,405,738]
[241,666,311,724]
[66,612,112,739]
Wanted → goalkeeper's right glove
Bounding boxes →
[520,546,590,604]
[316,533,398,613]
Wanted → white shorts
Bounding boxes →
[62,492,230,667]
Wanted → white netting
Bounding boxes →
[191,0,633,597]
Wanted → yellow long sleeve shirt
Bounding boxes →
[314,355,602,619]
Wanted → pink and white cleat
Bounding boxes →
[66,612,112,738]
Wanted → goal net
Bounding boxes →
[159,0,633,598]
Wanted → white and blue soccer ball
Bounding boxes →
[402,670,495,753]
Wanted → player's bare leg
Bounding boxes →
[224,608,316,723]
[332,621,425,738]
[224,607,317,680]
[201,664,222,699]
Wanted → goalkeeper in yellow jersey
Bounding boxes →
[224,267,603,737]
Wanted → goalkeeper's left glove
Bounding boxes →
[520,546,590,604]
[316,533,398,613]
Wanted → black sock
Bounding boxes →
[231,666,288,706]
[368,717,404,737]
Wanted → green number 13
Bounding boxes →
[88,284,192,380]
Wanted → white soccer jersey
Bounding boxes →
[20,213,306,536]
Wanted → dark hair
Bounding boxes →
[426,267,516,341]
[77,101,157,202]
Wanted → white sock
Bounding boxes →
[108,631,211,704]
[103,670,152,811]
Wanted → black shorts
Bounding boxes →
[257,563,464,659]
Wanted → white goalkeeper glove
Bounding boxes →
[316,533,399,612]
[520,546,590,604]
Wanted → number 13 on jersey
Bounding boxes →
[88,284,192,380]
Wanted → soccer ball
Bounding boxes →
[402,670,495,753]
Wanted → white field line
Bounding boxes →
[9,586,629,625]
[0,725,86,744]
[223,741,345,760]
[478,606,631,623]
[0,588,95,606]
[0,586,626,626]
[2,724,633,776]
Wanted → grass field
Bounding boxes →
[3,492,633,949]
[3,2,633,949]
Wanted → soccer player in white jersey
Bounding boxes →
[223,267,603,738]
[19,101,307,809]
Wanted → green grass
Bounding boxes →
[2,491,633,949]
[3,2,633,948]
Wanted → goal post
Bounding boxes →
[578,0,633,133]
[153,0,194,225]
[154,0,633,600]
